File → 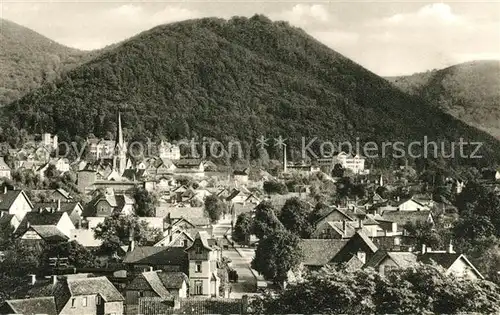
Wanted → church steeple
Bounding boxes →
[114,111,126,176]
[116,111,124,150]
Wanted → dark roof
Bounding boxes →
[233,168,249,176]
[33,202,80,214]
[418,252,461,269]
[172,159,202,168]
[381,210,433,228]
[4,297,57,315]
[54,188,72,199]
[16,211,65,236]
[68,276,124,302]
[123,246,188,266]
[186,231,213,251]
[299,239,348,266]
[27,226,69,242]
[364,250,417,269]
[157,271,188,289]
[0,190,32,211]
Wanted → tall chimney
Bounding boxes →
[57,199,61,211]
[342,220,347,235]
[29,274,36,285]
[129,226,135,252]
[283,144,287,174]
[52,275,57,285]
[149,266,154,272]
[358,218,363,230]
[3,186,6,194]
[421,244,426,254]
[448,242,454,253]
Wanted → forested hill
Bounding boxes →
[387,60,500,138]
[0,18,97,106]
[4,15,500,163]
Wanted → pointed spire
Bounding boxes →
[116,111,124,149]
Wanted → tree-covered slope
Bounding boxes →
[0,18,96,106]
[4,15,500,163]
[387,60,500,138]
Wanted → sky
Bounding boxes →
[1,0,499,76]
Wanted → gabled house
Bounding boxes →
[298,239,348,271]
[0,156,12,179]
[172,159,204,176]
[379,198,430,212]
[125,271,188,304]
[313,207,354,227]
[418,246,484,280]
[185,231,220,297]
[364,250,418,275]
[16,210,75,245]
[364,245,484,280]
[0,189,33,221]
[381,210,434,233]
[93,194,135,217]
[331,231,379,268]
[33,201,83,227]
[51,188,73,202]
[26,275,124,315]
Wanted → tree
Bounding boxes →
[251,229,303,285]
[44,164,60,180]
[258,264,500,314]
[263,181,288,195]
[253,201,283,239]
[44,241,97,268]
[93,214,162,254]
[232,212,253,245]
[133,187,157,217]
[204,195,227,223]
[403,220,445,249]
[331,163,344,177]
[278,197,313,238]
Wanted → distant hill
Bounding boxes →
[4,15,500,164]
[0,18,97,105]
[387,60,500,138]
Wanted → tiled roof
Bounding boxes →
[381,210,432,228]
[388,252,418,268]
[4,297,57,315]
[17,211,65,235]
[28,226,69,242]
[68,276,124,302]
[299,239,348,266]
[418,252,461,269]
[0,190,31,211]
[123,246,188,266]
[33,202,80,214]
[141,271,172,299]
[172,159,202,168]
[157,271,187,289]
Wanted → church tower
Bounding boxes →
[114,112,127,175]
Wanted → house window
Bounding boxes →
[194,280,203,295]
[196,246,202,254]
[82,297,87,307]
[71,298,76,308]
[195,261,202,273]
[96,295,102,305]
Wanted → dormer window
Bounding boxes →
[196,246,202,254]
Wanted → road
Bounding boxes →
[213,217,261,298]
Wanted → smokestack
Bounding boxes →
[57,199,61,211]
[448,242,454,254]
[283,144,287,174]
[29,274,36,285]
[421,244,426,254]
[129,226,135,252]
[52,275,57,285]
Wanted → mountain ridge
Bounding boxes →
[386,60,500,138]
[3,15,500,164]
